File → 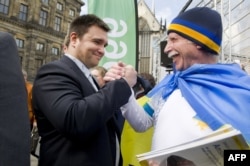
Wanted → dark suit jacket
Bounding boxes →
[0,32,30,166]
[32,55,131,166]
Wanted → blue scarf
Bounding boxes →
[148,63,250,144]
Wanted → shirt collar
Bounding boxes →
[65,54,90,78]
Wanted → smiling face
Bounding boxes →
[164,32,202,71]
[164,32,217,71]
[68,25,108,68]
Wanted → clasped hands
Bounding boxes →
[104,62,137,88]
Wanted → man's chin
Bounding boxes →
[175,65,182,71]
[92,62,100,68]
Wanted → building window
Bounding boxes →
[52,47,59,55]
[54,16,61,31]
[35,59,43,70]
[16,38,24,48]
[56,2,63,11]
[69,9,75,17]
[39,10,47,26]
[36,43,45,51]
[0,0,9,15]
[18,4,28,21]
[41,0,49,5]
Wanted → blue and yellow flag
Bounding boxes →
[148,63,250,144]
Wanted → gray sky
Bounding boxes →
[81,0,188,25]
[143,0,187,25]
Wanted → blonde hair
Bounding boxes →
[91,66,107,77]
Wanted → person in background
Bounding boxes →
[105,7,250,166]
[90,65,107,88]
[22,69,36,130]
[0,32,30,166]
[22,69,39,157]
[241,64,246,72]
[32,14,137,166]
[133,73,156,99]
[234,59,247,72]
[139,73,156,88]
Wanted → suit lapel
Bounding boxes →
[91,76,100,90]
[60,55,97,93]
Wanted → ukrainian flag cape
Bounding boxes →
[148,63,250,144]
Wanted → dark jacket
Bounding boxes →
[32,55,131,166]
[0,32,30,166]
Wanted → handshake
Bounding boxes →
[104,62,138,88]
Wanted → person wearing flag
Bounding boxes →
[105,6,250,160]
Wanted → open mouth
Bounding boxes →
[168,51,179,58]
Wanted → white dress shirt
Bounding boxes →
[65,54,98,91]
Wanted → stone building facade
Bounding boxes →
[0,0,84,81]
[137,0,164,77]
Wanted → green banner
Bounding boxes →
[88,0,138,69]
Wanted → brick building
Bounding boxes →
[0,0,84,81]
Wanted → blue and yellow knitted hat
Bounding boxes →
[167,7,222,54]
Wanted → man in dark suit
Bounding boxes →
[32,14,137,166]
[0,32,30,165]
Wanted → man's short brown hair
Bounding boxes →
[64,14,110,47]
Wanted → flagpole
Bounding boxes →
[134,0,139,71]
